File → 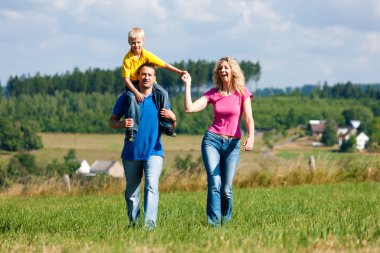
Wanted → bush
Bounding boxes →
[0,163,11,188]
[339,136,356,152]
[321,120,337,146]
[367,142,380,153]
[7,153,40,177]
[0,118,43,151]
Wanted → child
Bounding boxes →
[122,27,187,141]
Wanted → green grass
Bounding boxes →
[1,182,379,252]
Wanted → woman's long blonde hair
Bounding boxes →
[212,57,245,95]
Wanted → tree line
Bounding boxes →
[1,59,380,152]
[255,82,380,99]
[5,59,261,97]
[0,90,379,141]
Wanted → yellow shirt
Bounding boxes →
[121,48,166,81]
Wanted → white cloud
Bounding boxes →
[172,0,221,22]
[360,32,380,54]
[1,9,23,20]
[376,1,380,17]
[355,56,371,68]
[0,0,379,87]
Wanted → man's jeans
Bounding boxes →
[125,82,169,132]
[122,156,163,228]
[201,131,240,227]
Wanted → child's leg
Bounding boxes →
[125,90,140,132]
[152,83,175,137]
[152,83,169,109]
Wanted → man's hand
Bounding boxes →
[124,118,134,128]
[134,91,144,103]
[109,115,134,129]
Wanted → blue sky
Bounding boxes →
[1,0,379,89]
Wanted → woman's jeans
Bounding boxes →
[122,156,163,228]
[201,131,240,226]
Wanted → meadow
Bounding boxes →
[0,183,379,252]
[1,133,380,252]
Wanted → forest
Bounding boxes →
[0,59,379,151]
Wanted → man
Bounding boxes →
[109,63,177,229]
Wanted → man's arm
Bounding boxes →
[109,114,134,129]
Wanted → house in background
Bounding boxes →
[337,120,366,150]
[348,120,361,135]
[356,132,369,151]
[75,160,92,175]
[309,119,370,151]
[90,160,124,178]
[308,120,326,137]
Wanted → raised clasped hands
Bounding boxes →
[181,72,191,85]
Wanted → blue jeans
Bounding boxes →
[125,82,169,132]
[201,131,240,226]
[122,156,163,228]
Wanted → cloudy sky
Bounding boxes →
[1,0,380,89]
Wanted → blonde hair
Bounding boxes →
[212,57,245,95]
[128,27,144,43]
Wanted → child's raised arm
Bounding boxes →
[164,63,188,76]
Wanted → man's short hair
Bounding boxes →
[137,63,157,75]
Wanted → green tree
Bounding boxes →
[0,84,3,101]
[0,118,23,151]
[21,121,43,150]
[321,120,337,146]
[0,118,43,151]
[342,107,374,131]
[46,149,80,176]
[7,153,40,178]
[64,148,77,162]
[340,135,356,152]
[368,116,380,144]
[0,163,11,187]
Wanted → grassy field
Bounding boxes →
[0,182,379,252]
[1,132,377,170]
[1,133,379,196]
[1,134,380,251]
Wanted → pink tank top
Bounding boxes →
[203,87,253,138]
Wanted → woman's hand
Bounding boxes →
[181,73,191,86]
[243,137,254,151]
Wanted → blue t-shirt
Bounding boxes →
[112,93,164,160]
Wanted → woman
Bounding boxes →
[182,57,255,227]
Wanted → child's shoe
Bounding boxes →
[160,120,176,137]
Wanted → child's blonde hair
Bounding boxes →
[128,27,144,43]
[213,57,245,95]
